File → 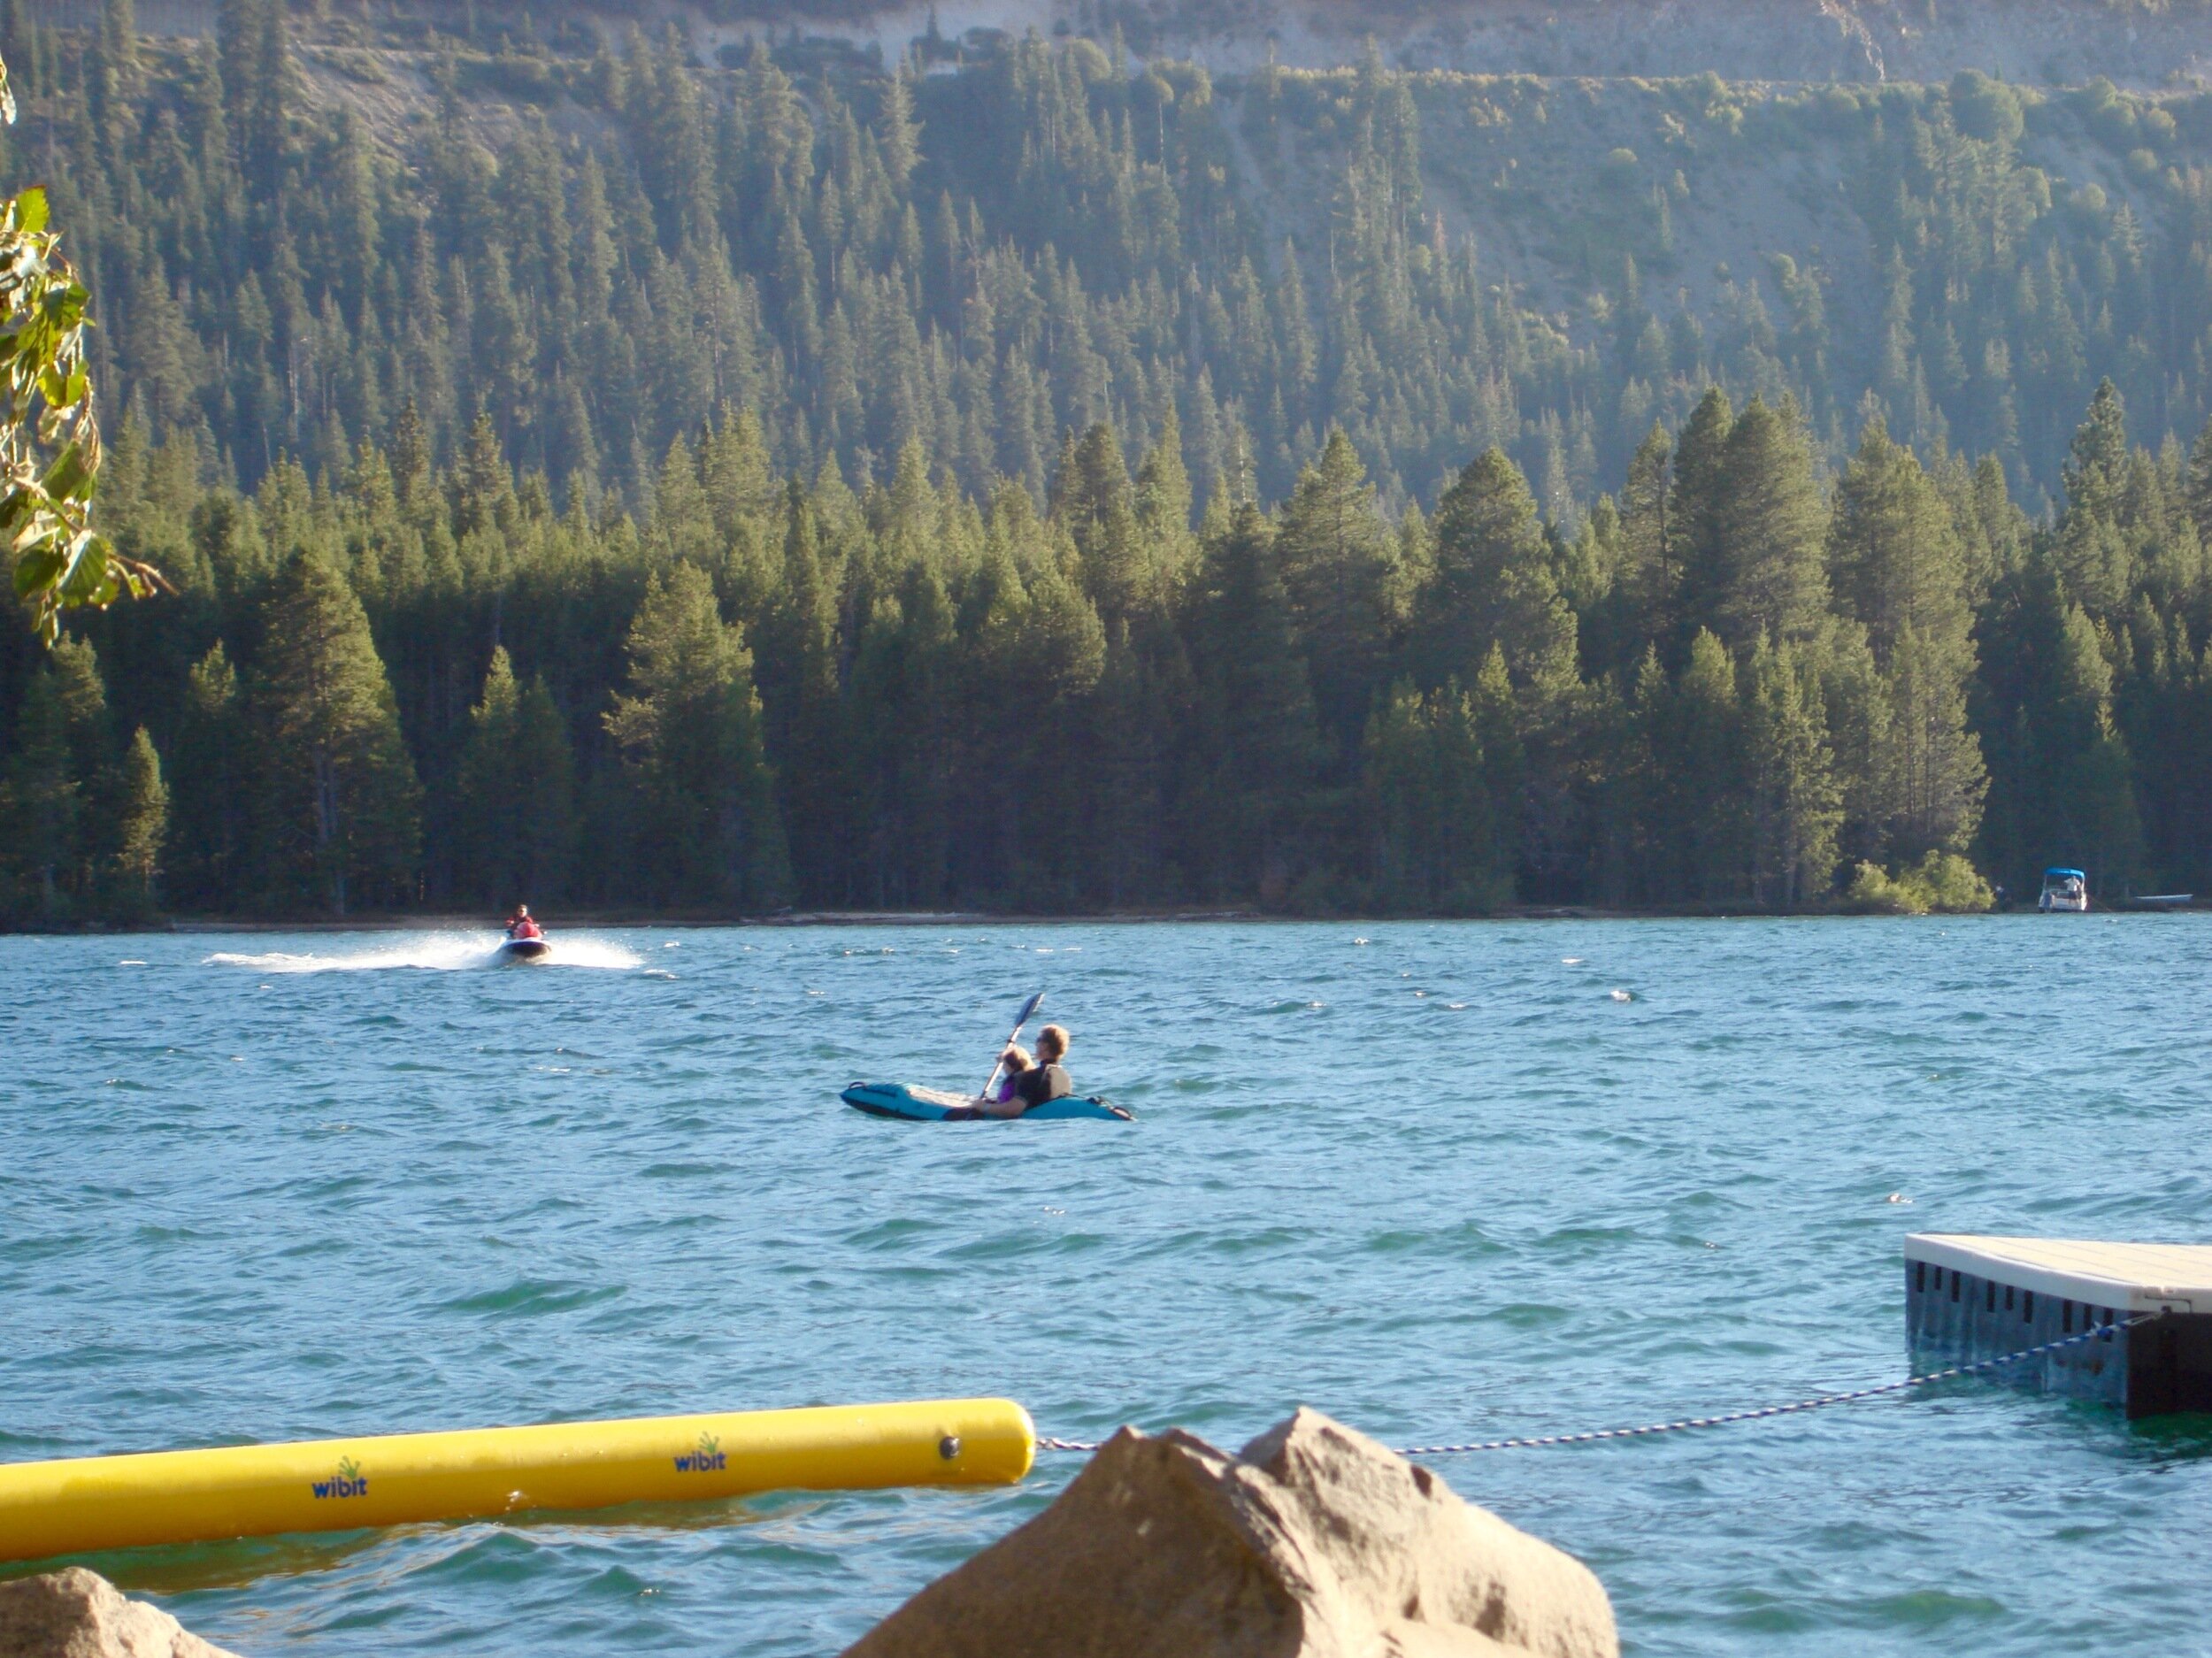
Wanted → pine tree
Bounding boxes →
[1671,628,1746,901]
[876,63,921,195]
[1667,387,1734,649]
[1183,503,1326,903]
[2062,378,2130,523]
[1981,551,2142,894]
[2054,380,2137,617]
[1741,635,1841,905]
[1278,427,1400,759]
[605,564,790,907]
[765,481,851,902]
[1005,551,1109,898]
[1133,408,1199,594]
[32,636,117,902]
[1362,678,1505,912]
[1467,643,1525,902]
[1618,420,1673,655]
[457,647,578,905]
[1711,399,1828,648]
[456,410,518,540]
[0,670,80,920]
[1827,418,1985,855]
[168,642,246,910]
[1829,419,1971,654]
[1886,621,1988,858]
[254,549,423,914]
[1362,679,1434,910]
[1056,422,1147,621]
[109,726,169,919]
[2183,413,2212,551]
[1422,447,1577,694]
[847,562,957,904]
[2042,600,2143,888]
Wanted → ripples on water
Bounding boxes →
[3,918,2209,1655]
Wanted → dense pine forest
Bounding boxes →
[0,0,2208,920]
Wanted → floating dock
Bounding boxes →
[0,1397,1033,1564]
[1905,1234,2212,1417]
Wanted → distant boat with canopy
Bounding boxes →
[2037,868,2089,912]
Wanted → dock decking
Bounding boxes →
[1905,1234,2212,1417]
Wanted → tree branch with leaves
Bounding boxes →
[0,55,164,644]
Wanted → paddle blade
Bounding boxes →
[1013,990,1044,1028]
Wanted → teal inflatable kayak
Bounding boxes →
[842,1081,1134,1122]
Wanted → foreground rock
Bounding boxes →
[845,1408,1616,1658]
[0,1568,242,1658]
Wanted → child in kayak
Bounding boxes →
[986,1045,1033,1109]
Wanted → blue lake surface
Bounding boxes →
[4,917,2210,1655]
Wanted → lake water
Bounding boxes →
[4,917,2210,1655]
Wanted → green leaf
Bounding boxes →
[59,532,117,605]
[13,541,64,598]
[41,440,88,503]
[15,187,47,236]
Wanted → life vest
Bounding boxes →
[511,918,542,940]
[1014,1063,1071,1107]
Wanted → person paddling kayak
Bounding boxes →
[841,995,1128,1122]
[1010,1025,1072,1109]
[959,1025,1071,1118]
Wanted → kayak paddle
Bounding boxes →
[977,990,1045,1101]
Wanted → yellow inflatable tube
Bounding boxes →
[0,1397,1033,1563]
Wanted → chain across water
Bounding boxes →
[1033,1314,2153,1459]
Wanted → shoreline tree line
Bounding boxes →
[6,375,2202,922]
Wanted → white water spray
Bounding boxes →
[205,933,644,973]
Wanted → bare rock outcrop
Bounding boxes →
[844,1407,1616,1658]
[0,1568,242,1658]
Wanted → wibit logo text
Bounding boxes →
[311,1455,368,1500]
[673,1432,726,1473]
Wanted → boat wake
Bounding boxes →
[204,933,644,973]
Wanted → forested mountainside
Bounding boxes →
[0,1,2206,922]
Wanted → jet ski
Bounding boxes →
[841,1081,1133,1122]
[498,934,551,962]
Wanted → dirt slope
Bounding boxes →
[130,0,2212,89]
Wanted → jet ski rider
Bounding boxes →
[506,905,543,941]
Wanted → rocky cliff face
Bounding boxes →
[130,0,2212,89]
[1148,0,2212,85]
